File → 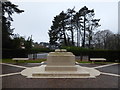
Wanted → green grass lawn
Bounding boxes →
[1,59,47,63]
[1,58,117,64]
[75,60,117,64]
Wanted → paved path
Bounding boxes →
[1,63,119,77]
[0,63,119,88]
[93,63,118,69]
[2,63,28,69]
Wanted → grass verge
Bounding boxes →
[1,59,46,63]
[1,59,117,64]
[75,60,117,64]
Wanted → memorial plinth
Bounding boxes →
[45,49,77,71]
[21,49,100,78]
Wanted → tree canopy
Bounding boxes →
[2,1,24,49]
[48,6,100,48]
[1,1,33,50]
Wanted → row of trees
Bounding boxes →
[48,6,120,50]
[1,1,33,50]
[2,1,119,51]
[48,6,100,48]
[93,30,120,50]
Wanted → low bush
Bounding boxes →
[2,49,28,58]
[62,46,120,62]
[61,46,89,56]
[27,48,53,54]
[89,50,120,62]
[3,47,120,62]
[2,48,53,59]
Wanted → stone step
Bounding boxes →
[45,66,77,71]
[32,72,90,77]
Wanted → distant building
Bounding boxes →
[39,42,50,48]
[32,42,44,48]
[39,42,59,49]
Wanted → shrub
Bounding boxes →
[28,48,54,54]
[2,48,53,59]
[61,46,120,62]
[61,46,89,56]
[2,49,28,58]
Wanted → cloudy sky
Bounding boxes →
[9,0,119,43]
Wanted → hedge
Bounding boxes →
[2,49,28,58]
[62,46,120,62]
[89,50,120,62]
[2,47,120,62]
[2,48,53,59]
[27,48,54,54]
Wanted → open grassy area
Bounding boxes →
[1,58,117,64]
[76,59,119,64]
[1,59,47,63]
[76,60,116,64]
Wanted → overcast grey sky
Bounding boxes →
[10,0,119,43]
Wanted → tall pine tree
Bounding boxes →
[2,1,24,49]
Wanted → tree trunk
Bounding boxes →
[89,36,91,49]
[88,28,92,49]
[82,15,86,47]
[63,32,67,46]
[71,30,74,46]
[70,15,74,46]
[62,23,67,46]
[76,22,80,47]
[77,28,79,47]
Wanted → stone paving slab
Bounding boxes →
[14,63,104,68]
[78,63,106,67]
[2,74,119,88]
[1,63,120,88]
[97,64,120,75]
[2,64,24,74]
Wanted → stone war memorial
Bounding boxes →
[21,49,100,78]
